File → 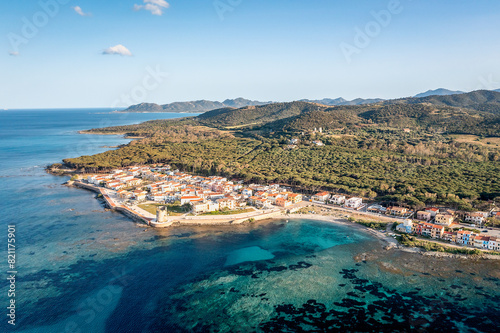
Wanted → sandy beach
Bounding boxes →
[285,213,399,246]
[285,213,500,260]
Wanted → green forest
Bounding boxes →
[63,91,500,210]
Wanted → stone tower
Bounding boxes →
[156,206,168,223]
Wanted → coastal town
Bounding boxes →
[73,164,308,227]
[71,163,500,252]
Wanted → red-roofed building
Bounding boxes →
[425,207,440,217]
[287,193,303,204]
[416,211,432,221]
[312,192,330,203]
[217,198,237,210]
[181,196,203,205]
[442,231,457,243]
[457,230,476,245]
[413,222,444,239]
[474,236,490,249]
[276,197,292,208]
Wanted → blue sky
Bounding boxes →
[1,0,500,108]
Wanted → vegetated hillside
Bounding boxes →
[299,97,384,106]
[344,98,385,105]
[125,103,165,112]
[258,103,500,136]
[90,99,500,137]
[413,88,464,98]
[358,104,500,136]
[123,98,270,113]
[196,101,327,127]
[393,90,500,115]
[64,126,500,210]
[261,106,368,132]
[81,117,198,136]
[222,98,272,108]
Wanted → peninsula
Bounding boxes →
[47,89,500,257]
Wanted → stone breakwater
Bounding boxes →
[72,181,152,225]
[151,210,284,228]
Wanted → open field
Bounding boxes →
[138,203,187,216]
[224,123,259,129]
[200,208,256,216]
[451,135,500,148]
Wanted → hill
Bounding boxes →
[197,101,327,128]
[397,90,500,115]
[125,103,164,112]
[91,91,500,137]
[413,88,464,98]
[123,98,271,113]
[256,103,500,136]
[299,97,384,106]
[123,90,500,114]
[192,92,500,136]
[124,96,383,112]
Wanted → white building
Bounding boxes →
[330,195,346,205]
[465,213,485,225]
[488,237,499,251]
[396,219,413,233]
[345,197,363,209]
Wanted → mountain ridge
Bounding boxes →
[413,88,465,98]
[122,89,500,114]
[123,98,271,113]
[193,90,500,136]
[298,97,384,106]
[391,90,500,115]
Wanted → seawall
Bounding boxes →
[150,210,284,228]
[73,181,152,226]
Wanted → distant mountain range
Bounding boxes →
[391,90,500,115]
[123,89,500,113]
[123,97,384,113]
[298,98,384,106]
[123,98,272,113]
[413,88,465,98]
[192,90,500,136]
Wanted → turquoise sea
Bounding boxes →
[0,109,499,332]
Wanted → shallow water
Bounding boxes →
[1,110,499,332]
[153,224,500,332]
[225,246,275,266]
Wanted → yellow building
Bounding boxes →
[435,214,454,226]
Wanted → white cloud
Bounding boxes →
[73,6,91,17]
[102,45,133,56]
[134,0,169,16]
[9,51,19,56]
